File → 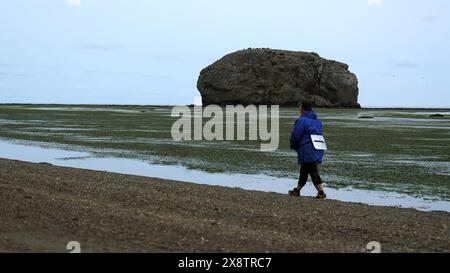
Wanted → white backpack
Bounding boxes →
[311,134,327,151]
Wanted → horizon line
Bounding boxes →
[0,102,449,110]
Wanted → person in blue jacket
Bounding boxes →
[289,101,327,199]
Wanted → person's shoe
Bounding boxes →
[315,192,327,199]
[288,188,300,197]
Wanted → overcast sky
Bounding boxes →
[0,0,449,107]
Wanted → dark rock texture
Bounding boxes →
[197,48,360,108]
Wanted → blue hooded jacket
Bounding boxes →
[290,111,324,165]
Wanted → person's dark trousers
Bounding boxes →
[298,162,323,188]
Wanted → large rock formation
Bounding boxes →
[197,48,360,108]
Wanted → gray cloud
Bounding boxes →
[81,68,169,79]
[40,65,61,71]
[0,71,34,78]
[153,55,184,62]
[421,15,437,23]
[134,73,170,79]
[378,72,396,78]
[81,44,123,51]
[0,61,17,68]
[393,61,418,68]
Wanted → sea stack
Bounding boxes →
[197,48,360,108]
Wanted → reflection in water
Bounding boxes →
[0,139,448,212]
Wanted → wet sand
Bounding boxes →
[0,158,448,253]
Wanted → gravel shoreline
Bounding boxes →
[0,158,448,253]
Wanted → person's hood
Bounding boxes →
[301,111,318,120]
